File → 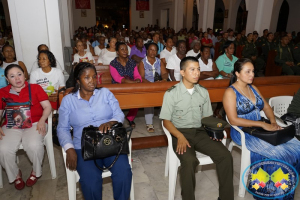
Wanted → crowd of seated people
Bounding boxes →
[1,24,300,199]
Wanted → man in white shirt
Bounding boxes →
[166,40,187,81]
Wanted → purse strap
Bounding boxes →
[93,143,124,171]
[93,127,133,171]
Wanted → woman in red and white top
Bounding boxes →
[73,40,95,64]
[0,64,51,190]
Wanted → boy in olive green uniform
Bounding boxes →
[275,35,300,75]
[261,32,276,62]
[219,32,229,54]
[160,57,234,200]
[242,33,265,74]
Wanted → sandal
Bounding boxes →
[14,170,25,190]
[146,124,155,133]
[126,119,136,129]
[26,171,38,187]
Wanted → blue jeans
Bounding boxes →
[75,149,132,200]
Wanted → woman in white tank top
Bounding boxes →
[197,46,219,80]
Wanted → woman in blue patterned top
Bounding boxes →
[57,62,132,200]
[110,42,142,128]
[223,58,300,200]
[138,43,168,132]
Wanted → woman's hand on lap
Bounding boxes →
[37,119,47,135]
[66,148,77,171]
[48,91,58,102]
[262,122,281,131]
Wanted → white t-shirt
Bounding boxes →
[166,54,181,81]
[31,60,63,74]
[199,58,214,80]
[73,52,94,64]
[187,87,194,95]
[94,46,105,56]
[30,67,65,90]
[186,49,200,57]
[98,49,117,65]
[160,47,176,63]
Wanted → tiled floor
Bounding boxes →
[1,108,299,200]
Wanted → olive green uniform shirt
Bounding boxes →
[292,43,300,64]
[242,41,258,58]
[261,41,276,61]
[219,39,228,54]
[159,81,213,128]
[274,44,294,65]
[234,39,244,47]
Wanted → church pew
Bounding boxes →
[235,45,244,59]
[264,50,282,76]
[213,42,220,61]
[59,76,300,150]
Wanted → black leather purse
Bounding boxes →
[242,118,295,146]
[81,123,133,170]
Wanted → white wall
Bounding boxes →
[130,0,153,30]
[152,0,174,29]
[7,0,65,72]
[72,0,96,30]
[286,0,300,33]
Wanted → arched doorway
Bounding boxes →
[213,0,225,32]
[276,0,289,32]
[235,0,247,32]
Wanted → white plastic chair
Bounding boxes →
[269,96,293,126]
[226,111,269,198]
[162,121,227,200]
[269,96,293,117]
[61,139,134,200]
[0,112,56,188]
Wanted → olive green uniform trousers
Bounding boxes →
[172,128,234,200]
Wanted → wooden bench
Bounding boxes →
[95,65,112,84]
[264,50,282,76]
[235,45,244,59]
[213,42,220,61]
[59,76,300,150]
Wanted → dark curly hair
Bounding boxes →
[37,50,57,68]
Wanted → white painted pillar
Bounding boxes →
[60,0,71,47]
[225,0,234,30]
[245,0,274,36]
[185,0,193,30]
[198,0,215,31]
[7,0,65,71]
[174,0,184,32]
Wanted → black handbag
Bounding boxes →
[81,123,133,170]
[242,118,295,146]
[154,72,162,82]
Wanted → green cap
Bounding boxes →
[202,116,228,131]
